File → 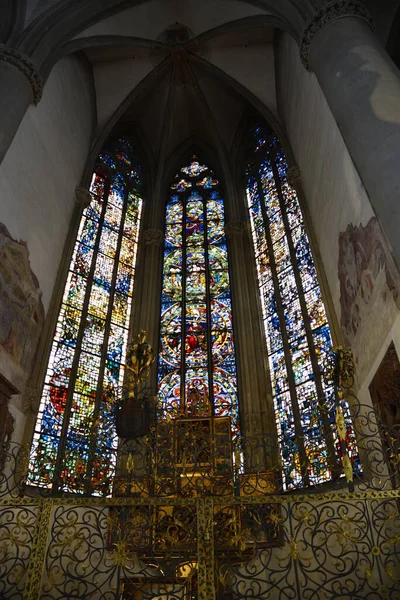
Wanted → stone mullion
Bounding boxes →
[203,191,215,413]
[271,158,340,480]
[180,191,188,410]
[85,182,131,493]
[52,177,111,491]
[225,221,262,437]
[133,64,177,379]
[255,171,310,486]
[133,228,164,391]
[226,177,278,448]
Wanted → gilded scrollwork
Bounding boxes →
[0,364,399,598]
[0,506,38,599]
[25,499,53,600]
[0,491,398,598]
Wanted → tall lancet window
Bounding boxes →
[245,125,358,489]
[29,138,143,494]
[157,156,240,438]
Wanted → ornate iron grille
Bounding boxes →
[1,350,399,599]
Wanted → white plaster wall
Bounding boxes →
[0,54,93,443]
[94,57,153,134]
[276,32,400,387]
[209,42,278,119]
[0,54,94,313]
[74,0,267,40]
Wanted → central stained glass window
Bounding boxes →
[28,137,143,495]
[157,156,240,438]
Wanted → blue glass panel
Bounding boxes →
[29,138,143,491]
[158,157,240,439]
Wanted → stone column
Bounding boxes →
[225,221,276,443]
[301,0,400,267]
[0,45,42,164]
[132,228,164,386]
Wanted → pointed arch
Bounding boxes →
[18,1,306,74]
[79,66,167,190]
[163,138,224,192]
[157,153,240,439]
[241,121,361,489]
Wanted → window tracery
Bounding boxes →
[157,156,240,439]
[244,124,360,488]
[28,137,143,494]
[27,132,361,496]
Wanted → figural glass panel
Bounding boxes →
[245,125,360,489]
[158,157,240,439]
[28,138,143,494]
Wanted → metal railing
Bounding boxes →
[0,350,399,599]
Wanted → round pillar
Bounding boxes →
[301,1,400,267]
[0,45,42,164]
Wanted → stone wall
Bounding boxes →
[0,53,94,314]
[276,32,400,388]
[0,53,94,440]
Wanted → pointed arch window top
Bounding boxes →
[158,155,240,440]
[171,156,219,192]
[180,156,208,177]
[244,123,361,489]
[28,136,144,495]
[196,176,218,188]
[171,178,192,192]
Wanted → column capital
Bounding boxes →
[144,228,164,246]
[225,220,248,239]
[300,1,373,70]
[0,44,43,105]
[22,384,41,416]
[75,187,92,209]
[286,165,301,187]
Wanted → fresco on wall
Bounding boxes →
[0,223,44,386]
[338,217,400,381]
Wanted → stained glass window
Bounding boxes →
[245,125,360,489]
[28,137,143,494]
[158,156,240,439]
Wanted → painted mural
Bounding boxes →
[0,223,44,386]
[338,217,400,381]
